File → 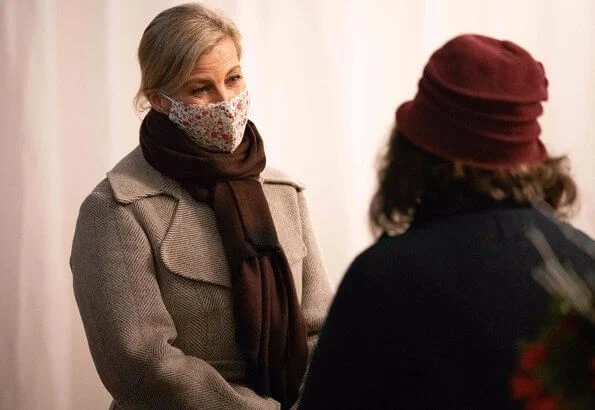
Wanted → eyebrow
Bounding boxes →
[185,65,242,85]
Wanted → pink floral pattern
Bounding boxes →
[168,88,250,153]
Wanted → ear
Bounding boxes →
[146,90,171,115]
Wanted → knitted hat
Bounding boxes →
[396,34,548,168]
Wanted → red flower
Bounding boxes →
[520,343,548,372]
[525,395,558,410]
[510,375,543,399]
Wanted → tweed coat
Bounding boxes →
[70,146,333,409]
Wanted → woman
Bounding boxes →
[70,3,332,409]
[300,34,595,409]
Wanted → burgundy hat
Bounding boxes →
[396,34,548,168]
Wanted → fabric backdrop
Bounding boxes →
[2,0,594,408]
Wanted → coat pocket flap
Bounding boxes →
[160,200,232,288]
[159,197,307,288]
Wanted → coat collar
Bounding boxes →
[107,146,305,204]
[412,188,525,225]
[106,146,306,296]
[107,146,174,204]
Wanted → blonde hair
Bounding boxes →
[134,2,243,112]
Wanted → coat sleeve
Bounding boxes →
[297,191,334,354]
[70,189,280,410]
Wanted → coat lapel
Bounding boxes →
[160,195,232,288]
[107,146,306,293]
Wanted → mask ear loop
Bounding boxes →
[158,92,175,115]
[159,92,174,103]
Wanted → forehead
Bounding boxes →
[190,37,240,76]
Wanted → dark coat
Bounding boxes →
[300,194,595,410]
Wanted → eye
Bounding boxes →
[192,85,210,95]
[226,74,243,85]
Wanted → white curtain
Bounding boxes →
[2,0,594,408]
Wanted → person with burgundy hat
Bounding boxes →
[70,3,332,409]
[299,34,595,409]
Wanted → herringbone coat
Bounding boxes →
[70,147,333,409]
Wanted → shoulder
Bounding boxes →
[76,146,164,218]
[342,239,398,285]
[105,146,170,204]
[261,167,305,192]
[76,178,125,225]
[340,234,423,294]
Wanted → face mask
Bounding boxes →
[163,88,250,153]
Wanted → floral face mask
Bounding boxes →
[163,88,250,153]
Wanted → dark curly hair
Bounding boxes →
[369,127,578,237]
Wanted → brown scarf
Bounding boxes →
[139,109,308,408]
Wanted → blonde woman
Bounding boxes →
[70,3,332,409]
